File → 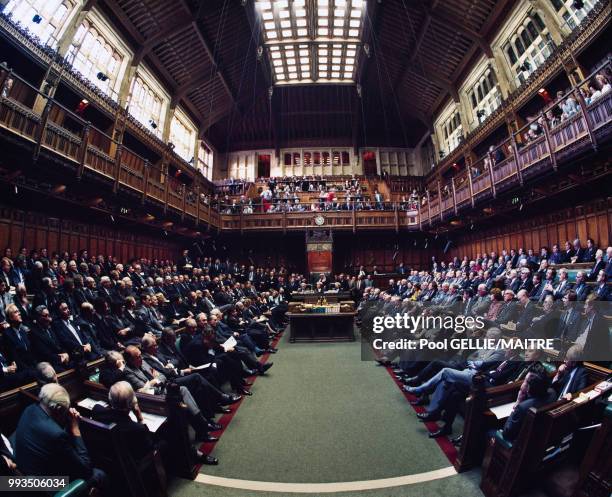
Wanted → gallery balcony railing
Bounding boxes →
[218,201,420,233]
[0,62,217,230]
[420,59,612,226]
[0,59,609,235]
[429,0,611,177]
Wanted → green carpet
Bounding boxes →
[170,328,485,496]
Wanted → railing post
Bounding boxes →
[77,122,90,180]
[195,184,200,224]
[575,88,597,150]
[451,177,457,215]
[142,159,150,204]
[394,202,399,233]
[113,144,122,193]
[181,184,186,221]
[240,207,244,235]
[33,96,53,163]
[437,180,443,222]
[467,163,475,207]
[426,190,432,227]
[282,209,287,235]
[207,202,211,232]
[510,134,523,186]
[352,205,356,233]
[487,152,497,198]
[540,111,557,171]
[163,166,170,215]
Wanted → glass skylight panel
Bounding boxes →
[256,0,365,84]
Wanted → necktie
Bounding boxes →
[66,321,83,345]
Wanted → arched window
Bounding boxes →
[129,75,165,138]
[520,28,532,47]
[197,141,213,179]
[67,20,125,101]
[526,21,539,40]
[468,66,502,125]
[548,0,596,30]
[514,37,525,56]
[169,111,196,162]
[3,0,76,46]
[439,108,463,154]
[504,13,554,87]
[505,44,517,65]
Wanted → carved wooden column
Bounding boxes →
[77,122,91,179]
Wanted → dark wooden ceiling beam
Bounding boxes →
[177,0,238,110]
[428,10,493,59]
[391,0,458,114]
[407,67,459,103]
[132,17,193,66]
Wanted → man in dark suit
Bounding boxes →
[33,278,60,317]
[182,322,250,396]
[516,269,533,293]
[122,346,218,464]
[0,346,35,390]
[551,345,590,400]
[571,239,586,263]
[587,250,606,281]
[53,302,101,361]
[494,290,519,326]
[582,238,597,263]
[3,304,37,374]
[135,293,164,338]
[501,368,554,442]
[514,290,540,334]
[593,270,610,301]
[91,381,154,460]
[141,334,238,415]
[30,305,72,372]
[578,295,611,362]
[14,383,105,486]
[9,256,28,288]
[573,271,591,301]
[524,295,559,339]
[557,291,582,341]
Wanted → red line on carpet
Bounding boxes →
[382,366,458,465]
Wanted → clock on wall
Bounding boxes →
[314,215,325,226]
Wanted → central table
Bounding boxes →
[287,312,356,343]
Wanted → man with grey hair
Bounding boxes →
[141,334,240,419]
[35,361,58,387]
[91,381,154,460]
[122,345,219,464]
[14,383,105,486]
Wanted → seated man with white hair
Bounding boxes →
[14,383,106,487]
[35,361,58,387]
[91,381,154,460]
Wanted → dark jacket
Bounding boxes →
[501,391,554,442]
[91,404,153,460]
[14,404,93,480]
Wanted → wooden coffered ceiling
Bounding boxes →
[98,0,514,152]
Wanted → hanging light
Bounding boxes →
[32,14,42,24]
[96,72,109,81]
